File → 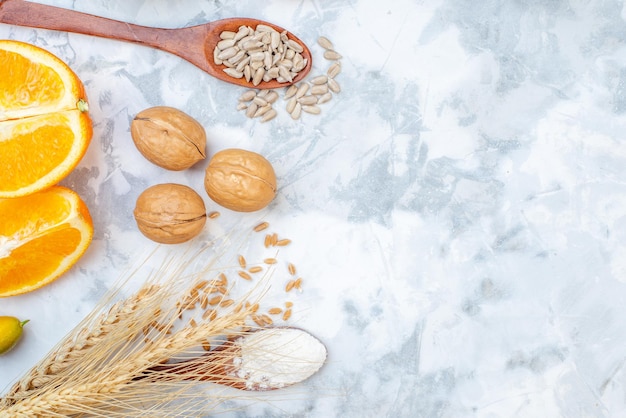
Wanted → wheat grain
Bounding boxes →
[253,221,269,232]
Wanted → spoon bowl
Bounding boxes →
[147,327,328,391]
[0,0,312,89]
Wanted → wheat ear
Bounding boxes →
[0,244,273,417]
[0,285,156,407]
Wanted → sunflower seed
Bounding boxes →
[327,62,342,78]
[295,83,309,98]
[217,47,239,60]
[253,104,273,118]
[286,97,297,113]
[284,84,298,99]
[213,47,223,65]
[297,95,318,105]
[235,56,251,72]
[252,67,265,86]
[323,50,342,60]
[266,66,280,79]
[287,39,304,53]
[317,92,333,104]
[224,68,243,78]
[265,91,279,104]
[278,66,293,83]
[291,102,302,119]
[327,78,341,93]
[278,59,293,69]
[264,51,273,69]
[220,31,236,40]
[217,38,236,50]
[245,102,258,118]
[242,40,265,50]
[249,51,265,62]
[310,84,329,95]
[311,75,328,85]
[228,50,246,65]
[302,105,321,114]
[261,108,277,122]
[256,24,275,33]
[270,31,281,49]
[317,36,334,50]
[253,96,268,106]
[236,102,248,111]
[234,26,250,41]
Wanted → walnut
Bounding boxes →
[131,106,206,170]
[204,148,277,212]
[133,183,207,244]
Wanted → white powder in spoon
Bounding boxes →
[231,327,327,390]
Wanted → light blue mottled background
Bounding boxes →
[2,0,626,416]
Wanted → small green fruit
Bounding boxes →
[0,316,29,355]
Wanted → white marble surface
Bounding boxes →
[2,0,626,416]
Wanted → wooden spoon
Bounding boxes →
[0,0,312,89]
[147,327,328,391]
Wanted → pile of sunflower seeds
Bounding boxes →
[213,24,308,86]
[236,36,343,122]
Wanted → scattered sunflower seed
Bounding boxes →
[323,50,342,60]
[234,34,342,122]
[317,36,334,50]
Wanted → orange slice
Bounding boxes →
[0,186,94,297]
[0,40,92,198]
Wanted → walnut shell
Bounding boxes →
[204,148,277,212]
[131,106,206,170]
[133,183,207,244]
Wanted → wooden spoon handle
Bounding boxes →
[0,0,213,73]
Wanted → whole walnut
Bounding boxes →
[131,106,206,170]
[133,183,207,244]
[204,148,277,212]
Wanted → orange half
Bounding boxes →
[0,40,92,198]
[0,186,94,297]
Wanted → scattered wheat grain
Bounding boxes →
[283,309,293,321]
[208,295,222,306]
[276,238,292,247]
[220,299,235,308]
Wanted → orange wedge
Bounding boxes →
[0,40,92,198]
[0,186,94,297]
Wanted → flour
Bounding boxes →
[232,327,327,390]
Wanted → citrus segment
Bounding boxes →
[0,40,87,121]
[0,40,92,198]
[0,109,92,197]
[0,186,93,297]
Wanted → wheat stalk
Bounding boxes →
[1,286,155,406]
[0,243,274,417]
